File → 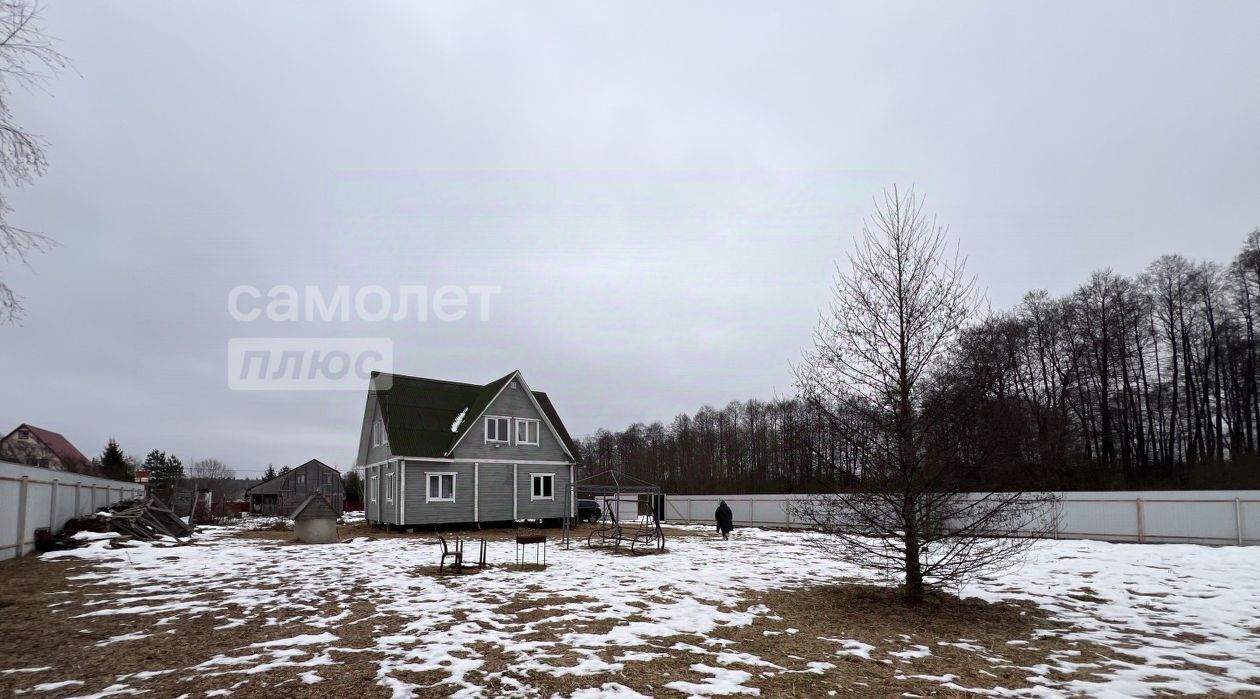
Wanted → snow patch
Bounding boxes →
[450,408,468,433]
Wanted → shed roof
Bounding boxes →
[290,492,337,520]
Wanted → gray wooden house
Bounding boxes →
[246,459,345,516]
[357,370,580,527]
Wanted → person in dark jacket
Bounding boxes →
[715,500,734,540]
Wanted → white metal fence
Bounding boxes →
[665,490,1260,546]
[1,459,145,560]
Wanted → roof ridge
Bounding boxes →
[375,372,491,390]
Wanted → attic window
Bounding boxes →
[516,418,539,446]
[510,381,518,389]
[372,418,388,447]
[485,416,510,444]
[17,429,29,440]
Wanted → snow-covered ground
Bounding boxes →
[11,525,1260,697]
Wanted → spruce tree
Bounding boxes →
[99,438,129,481]
[147,450,185,491]
[264,464,277,480]
[343,471,363,502]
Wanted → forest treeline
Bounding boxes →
[577,230,1260,493]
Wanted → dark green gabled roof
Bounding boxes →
[370,371,579,462]
[447,370,518,451]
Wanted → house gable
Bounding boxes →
[356,391,393,467]
[448,373,573,463]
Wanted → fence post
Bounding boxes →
[49,479,58,531]
[785,497,792,530]
[1136,498,1145,543]
[15,476,29,557]
[1237,498,1245,546]
[74,482,81,516]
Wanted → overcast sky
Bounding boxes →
[1,1,1258,476]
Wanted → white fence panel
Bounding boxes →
[1,460,145,560]
[664,490,1260,546]
[1058,498,1140,540]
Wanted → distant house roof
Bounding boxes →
[290,492,337,520]
[247,459,337,495]
[369,370,579,462]
[1,424,95,473]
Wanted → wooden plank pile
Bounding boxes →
[101,497,194,541]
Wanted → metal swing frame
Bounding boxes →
[562,469,666,554]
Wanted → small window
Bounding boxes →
[386,472,394,503]
[369,475,378,503]
[531,473,554,500]
[427,473,456,502]
[516,419,540,446]
[296,472,306,487]
[17,429,29,440]
[485,416,511,444]
[372,418,388,447]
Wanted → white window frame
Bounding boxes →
[484,415,511,444]
[530,473,554,501]
[426,472,457,503]
[372,418,388,447]
[385,472,394,503]
[369,475,378,503]
[515,418,540,446]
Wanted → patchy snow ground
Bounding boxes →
[10,525,1260,698]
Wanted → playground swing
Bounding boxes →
[627,510,665,555]
[564,470,666,555]
[587,496,623,549]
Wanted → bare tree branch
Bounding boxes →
[0,0,66,324]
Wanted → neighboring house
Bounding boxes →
[0,424,97,475]
[357,370,580,527]
[246,459,345,516]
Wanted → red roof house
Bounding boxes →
[0,424,98,476]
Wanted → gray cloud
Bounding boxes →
[2,1,1258,476]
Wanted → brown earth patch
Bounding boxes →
[4,534,1253,698]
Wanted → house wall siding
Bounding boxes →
[452,385,571,463]
[368,461,400,525]
[516,464,570,520]
[477,463,514,522]
[402,461,475,525]
[361,396,393,467]
[365,463,383,522]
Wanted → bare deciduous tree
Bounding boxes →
[190,458,235,482]
[792,186,1054,606]
[0,1,65,324]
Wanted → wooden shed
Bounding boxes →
[291,493,339,544]
[246,459,345,516]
